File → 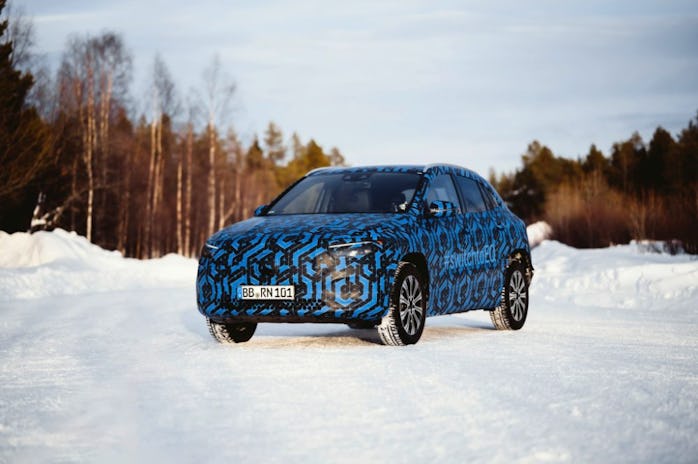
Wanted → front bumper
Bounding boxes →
[196,237,391,323]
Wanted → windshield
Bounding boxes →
[266,171,422,215]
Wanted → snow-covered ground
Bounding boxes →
[0,229,696,463]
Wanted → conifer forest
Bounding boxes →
[1,1,696,256]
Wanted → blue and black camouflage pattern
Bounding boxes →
[196,164,531,323]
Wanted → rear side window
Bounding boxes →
[455,176,487,213]
[478,183,499,210]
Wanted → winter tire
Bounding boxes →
[490,259,529,330]
[207,318,257,343]
[378,262,427,346]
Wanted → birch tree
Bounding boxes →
[200,55,235,237]
[145,54,176,257]
[58,32,131,243]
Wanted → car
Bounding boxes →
[196,164,533,346]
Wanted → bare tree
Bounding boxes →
[57,32,131,243]
[200,54,236,237]
[2,1,34,70]
[144,53,176,257]
[184,118,194,256]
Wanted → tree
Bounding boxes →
[57,31,131,242]
[582,144,607,175]
[263,121,285,164]
[304,139,330,170]
[609,132,645,194]
[328,147,346,166]
[0,0,52,232]
[675,112,698,191]
[144,54,177,257]
[2,0,34,70]
[645,127,676,193]
[200,54,236,237]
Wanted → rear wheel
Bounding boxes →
[207,318,257,343]
[378,262,427,346]
[490,260,529,330]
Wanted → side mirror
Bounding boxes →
[253,204,267,217]
[428,200,458,218]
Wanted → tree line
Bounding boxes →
[0,1,344,258]
[490,116,698,253]
[2,1,696,256]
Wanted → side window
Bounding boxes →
[455,176,487,213]
[425,174,461,210]
[478,183,498,210]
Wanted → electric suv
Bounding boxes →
[196,164,532,345]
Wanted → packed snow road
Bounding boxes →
[0,231,696,463]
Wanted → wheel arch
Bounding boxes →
[508,248,533,285]
[401,252,429,299]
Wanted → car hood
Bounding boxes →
[208,213,408,248]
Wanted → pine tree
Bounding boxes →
[646,127,676,193]
[610,132,646,193]
[676,112,698,190]
[328,147,345,166]
[0,0,51,231]
[583,144,607,175]
[263,121,285,164]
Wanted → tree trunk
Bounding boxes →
[85,62,96,242]
[117,143,131,254]
[70,156,78,231]
[184,124,193,257]
[152,119,164,257]
[176,151,183,255]
[233,167,241,224]
[97,72,113,245]
[145,119,155,257]
[217,177,225,230]
[207,121,216,237]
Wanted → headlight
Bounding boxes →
[328,240,382,258]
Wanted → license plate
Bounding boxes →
[239,285,295,300]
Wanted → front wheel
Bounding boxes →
[378,262,427,346]
[207,318,257,343]
[490,260,529,330]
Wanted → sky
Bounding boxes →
[14,0,698,175]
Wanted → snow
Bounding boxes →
[0,229,196,301]
[527,220,553,248]
[1,229,697,463]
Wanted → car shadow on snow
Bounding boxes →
[183,313,496,348]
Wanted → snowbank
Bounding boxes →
[532,240,697,311]
[527,220,553,248]
[0,229,123,268]
[0,229,197,301]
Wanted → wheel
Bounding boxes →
[206,318,257,343]
[490,260,529,330]
[378,262,427,345]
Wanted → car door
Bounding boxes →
[476,181,509,305]
[421,172,465,315]
[453,174,499,310]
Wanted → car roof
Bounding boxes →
[308,165,424,175]
[308,163,481,176]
